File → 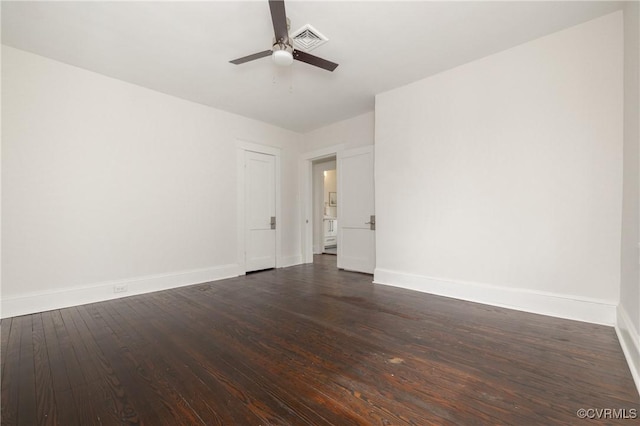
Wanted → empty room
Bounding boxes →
[1,0,639,424]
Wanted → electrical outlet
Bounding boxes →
[114,284,128,293]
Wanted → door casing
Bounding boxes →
[237,140,281,274]
[299,144,344,264]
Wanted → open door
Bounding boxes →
[338,146,375,273]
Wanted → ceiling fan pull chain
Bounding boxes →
[289,67,294,94]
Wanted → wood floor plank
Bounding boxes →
[32,313,57,425]
[164,286,449,425]
[49,309,101,425]
[1,317,12,379]
[91,302,214,425]
[171,282,527,424]
[116,296,321,426]
[77,304,172,425]
[66,306,140,425]
[60,307,137,425]
[1,255,638,425]
[241,266,640,406]
[98,299,264,426]
[40,310,79,426]
[236,282,633,414]
[1,316,20,426]
[16,315,37,426]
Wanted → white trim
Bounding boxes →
[615,305,640,396]
[274,154,283,267]
[374,268,617,325]
[339,144,375,159]
[236,139,282,272]
[237,140,281,157]
[299,144,345,264]
[236,146,246,273]
[1,264,241,319]
[300,144,346,162]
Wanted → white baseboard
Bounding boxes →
[615,305,640,396]
[278,255,303,268]
[374,268,617,326]
[1,263,241,319]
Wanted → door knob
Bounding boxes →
[365,215,375,230]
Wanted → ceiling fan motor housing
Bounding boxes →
[272,42,294,66]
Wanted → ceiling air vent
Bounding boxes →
[291,24,328,52]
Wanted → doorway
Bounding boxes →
[312,158,338,258]
[300,144,376,274]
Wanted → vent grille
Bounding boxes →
[291,24,328,52]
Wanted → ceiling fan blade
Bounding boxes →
[229,50,272,65]
[269,0,289,44]
[293,50,339,72]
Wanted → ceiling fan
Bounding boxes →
[229,0,338,72]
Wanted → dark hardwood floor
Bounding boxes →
[1,254,638,425]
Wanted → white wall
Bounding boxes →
[618,0,640,393]
[1,46,302,317]
[375,12,623,325]
[303,111,374,153]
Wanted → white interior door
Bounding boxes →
[245,151,276,272]
[338,146,375,273]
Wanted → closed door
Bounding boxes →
[338,146,375,273]
[245,151,276,272]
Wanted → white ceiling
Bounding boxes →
[1,1,623,133]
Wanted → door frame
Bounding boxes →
[237,140,282,274]
[299,144,344,264]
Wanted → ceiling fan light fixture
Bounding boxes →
[272,43,294,66]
